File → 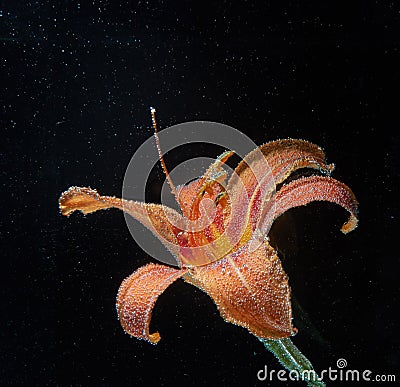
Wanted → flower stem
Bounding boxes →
[260,337,326,387]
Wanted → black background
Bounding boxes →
[2,1,399,386]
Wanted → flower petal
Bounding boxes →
[224,139,335,249]
[59,186,186,261]
[116,263,187,344]
[184,241,296,339]
[227,139,334,198]
[258,175,359,235]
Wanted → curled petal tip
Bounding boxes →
[148,332,161,344]
[325,163,335,174]
[59,186,103,216]
[341,214,359,234]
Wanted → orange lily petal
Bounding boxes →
[224,139,335,249]
[59,186,186,261]
[184,241,296,339]
[227,139,334,198]
[116,263,187,344]
[258,175,359,236]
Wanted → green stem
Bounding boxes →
[260,337,326,387]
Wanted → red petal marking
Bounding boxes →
[116,263,187,344]
[59,186,186,262]
[184,241,296,339]
[258,175,359,235]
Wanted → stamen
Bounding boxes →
[150,107,179,201]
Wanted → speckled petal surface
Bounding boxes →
[116,263,187,344]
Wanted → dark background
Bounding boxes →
[1,1,399,386]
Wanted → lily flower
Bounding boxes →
[59,113,358,387]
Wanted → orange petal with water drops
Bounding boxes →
[59,186,186,262]
[228,139,334,198]
[116,263,187,344]
[257,175,359,236]
[224,139,335,249]
[184,240,296,339]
